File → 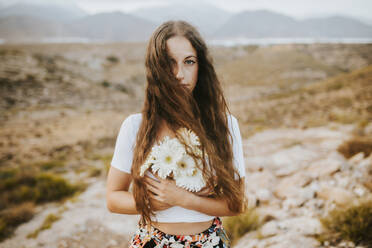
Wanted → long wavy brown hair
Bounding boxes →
[131,20,246,226]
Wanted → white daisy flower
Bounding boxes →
[151,136,184,179]
[177,127,201,147]
[174,166,206,192]
[138,129,208,193]
[174,153,197,177]
[178,128,204,160]
[139,154,156,176]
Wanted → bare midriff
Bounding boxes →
[151,219,214,235]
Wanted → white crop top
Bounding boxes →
[110,113,246,223]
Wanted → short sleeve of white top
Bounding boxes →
[110,113,140,174]
[110,112,246,222]
[111,113,245,177]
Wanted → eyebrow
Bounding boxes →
[169,55,197,62]
[185,55,197,59]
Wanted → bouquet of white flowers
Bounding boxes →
[139,127,206,192]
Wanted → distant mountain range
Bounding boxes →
[68,12,156,41]
[132,3,233,37]
[0,2,371,43]
[214,10,372,38]
[0,2,87,22]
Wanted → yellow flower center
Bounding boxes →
[165,156,172,163]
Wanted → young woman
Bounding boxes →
[106,20,246,248]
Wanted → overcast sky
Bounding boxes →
[2,0,372,22]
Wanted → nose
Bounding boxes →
[175,64,184,80]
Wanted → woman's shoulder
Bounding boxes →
[127,112,142,120]
[125,112,142,125]
[119,113,142,133]
[226,113,238,127]
[227,113,237,121]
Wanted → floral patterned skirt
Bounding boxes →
[128,217,230,248]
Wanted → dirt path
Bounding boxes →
[1,179,139,248]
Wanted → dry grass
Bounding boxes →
[0,166,86,241]
[27,213,61,239]
[317,198,372,247]
[222,209,262,246]
[0,169,85,207]
[88,167,102,177]
[337,136,372,159]
[89,153,113,176]
[33,160,65,171]
[218,45,340,88]
[0,202,35,241]
[231,64,372,138]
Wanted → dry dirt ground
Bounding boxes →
[0,43,371,247]
[2,123,371,248]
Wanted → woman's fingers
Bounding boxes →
[148,189,165,203]
[150,193,163,203]
[150,197,171,210]
[145,178,167,202]
[146,183,159,195]
[144,175,160,187]
[145,175,172,192]
[144,174,190,206]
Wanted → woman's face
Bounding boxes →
[166,35,198,92]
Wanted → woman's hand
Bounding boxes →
[150,197,172,211]
[144,175,192,207]
[144,175,237,216]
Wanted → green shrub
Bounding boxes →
[0,219,6,238]
[89,167,102,177]
[223,209,261,245]
[318,199,372,246]
[0,168,18,180]
[0,171,36,192]
[89,154,112,175]
[34,173,80,203]
[0,202,35,241]
[328,110,361,124]
[115,84,129,93]
[0,169,86,210]
[10,185,39,204]
[326,80,345,91]
[106,55,119,63]
[101,80,111,87]
[37,160,65,171]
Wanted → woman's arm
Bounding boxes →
[106,166,138,214]
[106,166,172,214]
[145,176,245,217]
